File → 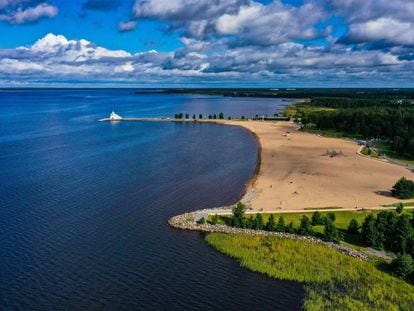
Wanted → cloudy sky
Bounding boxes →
[1,0,413,87]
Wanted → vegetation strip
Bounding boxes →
[168,212,368,260]
[206,233,414,311]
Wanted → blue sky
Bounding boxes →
[0,0,413,87]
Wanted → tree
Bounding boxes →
[185,113,189,119]
[392,177,414,199]
[266,214,276,231]
[362,214,378,246]
[324,219,341,243]
[197,217,206,225]
[311,211,324,225]
[199,114,203,119]
[396,202,404,214]
[286,221,295,233]
[241,116,245,120]
[245,216,255,229]
[392,254,414,279]
[192,114,196,119]
[254,213,264,230]
[228,116,232,120]
[208,115,212,119]
[298,215,312,235]
[219,112,224,119]
[174,113,178,119]
[276,216,286,232]
[394,215,414,253]
[232,202,246,228]
[348,218,359,234]
[326,212,336,223]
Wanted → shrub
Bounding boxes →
[348,218,359,234]
[396,202,404,214]
[211,214,220,225]
[392,254,414,279]
[197,217,206,224]
[392,177,414,199]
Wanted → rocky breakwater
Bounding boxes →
[168,212,368,261]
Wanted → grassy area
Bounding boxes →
[283,102,335,119]
[372,141,414,166]
[361,146,380,158]
[206,233,414,310]
[213,209,413,247]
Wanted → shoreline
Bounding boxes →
[99,117,414,211]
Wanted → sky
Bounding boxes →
[0,0,413,87]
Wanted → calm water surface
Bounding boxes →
[0,90,304,310]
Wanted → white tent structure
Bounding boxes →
[109,111,122,121]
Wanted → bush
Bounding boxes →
[392,254,414,279]
[348,218,359,234]
[197,217,206,225]
[396,203,404,214]
[211,214,220,225]
[392,177,414,199]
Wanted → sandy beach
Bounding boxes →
[216,120,414,211]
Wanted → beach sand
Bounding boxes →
[219,120,414,211]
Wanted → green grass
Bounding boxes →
[214,209,413,247]
[206,233,414,310]
[283,103,335,118]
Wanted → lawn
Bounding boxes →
[206,233,414,311]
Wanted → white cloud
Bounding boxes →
[0,2,57,24]
[118,21,137,32]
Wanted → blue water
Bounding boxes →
[0,90,303,309]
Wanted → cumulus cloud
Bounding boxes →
[118,21,137,32]
[1,33,413,87]
[331,0,414,47]
[133,0,251,37]
[132,0,328,47]
[0,1,57,24]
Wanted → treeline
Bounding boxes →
[225,203,342,243]
[174,112,245,120]
[158,88,414,100]
[312,97,413,108]
[303,107,414,158]
[360,208,414,280]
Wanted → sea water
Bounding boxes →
[0,89,303,309]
